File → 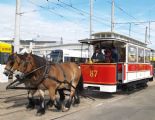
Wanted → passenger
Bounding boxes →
[104,48,112,63]
[111,46,119,62]
[91,46,104,63]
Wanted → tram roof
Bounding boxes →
[79,32,147,47]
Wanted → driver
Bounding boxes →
[91,46,104,63]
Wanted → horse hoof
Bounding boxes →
[36,109,45,116]
[36,112,44,116]
[26,104,35,110]
[73,99,80,105]
[55,104,62,110]
[72,104,79,107]
[62,107,69,112]
[26,107,34,111]
[46,100,54,108]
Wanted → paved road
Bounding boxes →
[56,82,155,120]
[0,81,155,120]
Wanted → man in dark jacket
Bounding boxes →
[91,46,105,63]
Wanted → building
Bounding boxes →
[0,39,89,56]
[0,39,62,53]
[33,43,89,57]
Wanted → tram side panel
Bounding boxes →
[124,64,153,83]
[80,63,117,92]
[81,63,153,93]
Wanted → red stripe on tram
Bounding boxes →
[128,64,151,71]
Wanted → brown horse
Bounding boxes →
[3,53,23,76]
[11,53,67,115]
[4,53,67,115]
[16,53,82,114]
[4,53,38,109]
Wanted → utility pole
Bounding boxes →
[89,0,93,62]
[89,0,93,39]
[145,26,148,44]
[129,23,131,36]
[148,21,151,43]
[111,0,114,32]
[14,0,21,53]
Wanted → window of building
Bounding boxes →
[128,45,137,62]
[138,48,144,63]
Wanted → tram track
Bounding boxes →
[0,93,27,99]
[0,80,154,120]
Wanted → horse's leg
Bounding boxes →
[25,81,36,110]
[48,87,62,111]
[36,89,45,116]
[72,89,80,106]
[58,89,65,101]
[46,89,65,110]
[62,85,76,112]
[26,90,36,110]
[54,89,65,110]
[72,70,82,106]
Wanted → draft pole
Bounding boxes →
[14,0,21,53]
[111,0,114,32]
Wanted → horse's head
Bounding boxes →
[3,53,19,76]
[15,52,35,79]
[11,53,23,71]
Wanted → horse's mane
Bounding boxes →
[18,54,25,59]
[31,54,47,68]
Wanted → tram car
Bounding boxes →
[79,32,154,92]
[150,49,155,75]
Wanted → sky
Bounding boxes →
[1,0,155,48]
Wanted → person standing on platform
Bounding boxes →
[91,46,104,63]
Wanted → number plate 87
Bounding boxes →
[90,70,98,78]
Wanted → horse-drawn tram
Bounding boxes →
[79,32,154,92]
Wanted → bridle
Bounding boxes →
[4,58,15,75]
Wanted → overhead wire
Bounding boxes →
[28,0,111,32]
[16,0,89,40]
[58,0,110,23]
[27,0,89,30]
[27,0,154,44]
[105,0,154,44]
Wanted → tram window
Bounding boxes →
[107,34,111,38]
[128,45,137,62]
[101,34,105,37]
[138,48,144,63]
[145,50,150,63]
[64,57,86,64]
[119,48,125,62]
[64,57,76,62]
[64,57,71,62]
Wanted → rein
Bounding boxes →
[6,60,76,90]
[6,78,38,90]
[6,65,47,90]
[25,62,77,90]
[5,67,13,74]
[56,64,76,89]
[24,65,46,77]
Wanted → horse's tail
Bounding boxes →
[76,75,84,95]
